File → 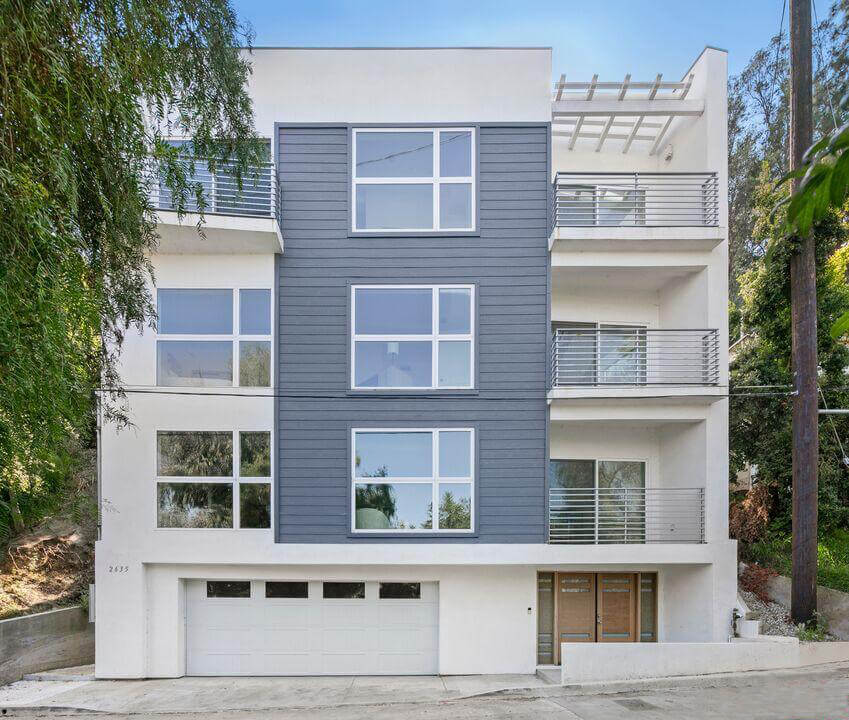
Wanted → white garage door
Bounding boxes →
[186,579,438,675]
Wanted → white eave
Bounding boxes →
[551,73,703,155]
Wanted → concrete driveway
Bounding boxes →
[2,662,849,719]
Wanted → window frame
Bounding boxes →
[155,287,273,388]
[154,429,273,531]
[350,427,475,535]
[350,284,475,391]
[351,127,476,234]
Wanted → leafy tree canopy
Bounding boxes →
[0,0,261,533]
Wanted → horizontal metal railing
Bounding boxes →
[553,172,719,228]
[149,159,279,221]
[549,487,705,544]
[551,327,720,387]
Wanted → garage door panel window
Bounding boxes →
[323,582,366,599]
[379,582,421,599]
[155,430,271,530]
[352,285,474,390]
[352,128,475,233]
[266,582,309,599]
[352,429,474,533]
[156,287,272,388]
[207,581,251,598]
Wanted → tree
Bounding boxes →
[730,165,849,535]
[0,0,263,535]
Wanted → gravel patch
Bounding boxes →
[740,589,799,637]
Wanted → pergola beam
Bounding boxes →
[551,98,704,116]
[649,73,694,156]
[622,73,662,154]
[568,74,597,150]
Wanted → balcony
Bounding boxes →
[550,172,722,250]
[549,487,705,544]
[150,159,282,254]
[550,327,720,399]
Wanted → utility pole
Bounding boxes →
[789,0,818,625]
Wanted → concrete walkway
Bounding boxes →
[2,662,849,719]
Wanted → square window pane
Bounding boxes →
[354,432,432,477]
[239,341,270,387]
[439,288,471,334]
[439,131,471,177]
[379,582,421,599]
[355,132,433,177]
[157,432,233,476]
[548,459,595,489]
[438,340,471,387]
[239,483,270,528]
[354,288,432,334]
[266,581,308,599]
[354,483,433,530]
[439,431,471,477]
[157,482,232,528]
[207,581,250,598]
[439,183,472,229]
[158,289,232,334]
[354,340,431,388]
[438,483,472,530]
[240,432,271,477]
[598,460,645,489]
[323,582,365,599]
[157,340,233,387]
[356,184,433,231]
[239,289,271,335]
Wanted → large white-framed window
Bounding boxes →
[351,428,474,533]
[351,285,474,390]
[155,430,272,529]
[351,128,475,233]
[156,288,272,387]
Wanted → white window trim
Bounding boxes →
[351,284,475,390]
[155,287,273,388]
[351,428,475,534]
[154,429,273,531]
[351,127,476,233]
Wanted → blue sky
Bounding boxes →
[232,0,786,81]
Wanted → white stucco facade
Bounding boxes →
[96,46,739,680]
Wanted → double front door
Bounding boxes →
[538,572,657,665]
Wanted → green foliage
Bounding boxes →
[0,0,261,538]
[746,529,849,594]
[730,164,849,533]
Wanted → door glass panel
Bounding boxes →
[640,573,657,641]
[596,186,645,226]
[598,461,646,543]
[558,185,596,226]
[554,323,596,385]
[549,460,595,544]
[599,326,646,384]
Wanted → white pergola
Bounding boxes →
[552,73,703,155]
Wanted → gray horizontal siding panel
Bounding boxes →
[276,123,549,544]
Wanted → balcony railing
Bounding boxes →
[553,172,719,228]
[549,487,705,544]
[551,327,720,387]
[149,159,280,222]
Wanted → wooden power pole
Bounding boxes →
[789,0,818,625]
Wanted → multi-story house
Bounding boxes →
[96,46,736,679]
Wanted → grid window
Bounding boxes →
[352,128,475,232]
[156,430,272,530]
[352,285,474,390]
[156,288,271,388]
[352,429,474,533]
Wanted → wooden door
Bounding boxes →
[556,573,596,653]
[596,573,637,642]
